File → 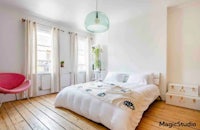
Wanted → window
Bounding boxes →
[78,37,89,72]
[37,26,52,73]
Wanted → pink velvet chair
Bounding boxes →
[0,73,31,106]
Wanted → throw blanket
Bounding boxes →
[73,81,141,113]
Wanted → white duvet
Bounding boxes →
[54,82,160,130]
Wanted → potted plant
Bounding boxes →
[92,46,102,71]
[60,61,64,67]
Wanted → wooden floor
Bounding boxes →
[0,94,199,130]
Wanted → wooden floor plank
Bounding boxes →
[3,102,32,130]
[0,105,15,130]
[11,100,48,130]
[19,99,65,130]
[144,105,200,129]
[145,109,200,128]
[140,102,199,130]
[0,107,9,130]
[150,101,200,117]
[0,94,199,130]
[33,96,108,130]
[139,116,181,130]
[28,98,81,130]
[41,94,56,105]
[136,118,178,130]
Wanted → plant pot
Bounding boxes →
[61,62,64,67]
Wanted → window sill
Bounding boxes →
[37,73,51,75]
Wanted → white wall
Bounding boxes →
[95,2,167,99]
[167,1,200,85]
[0,5,71,73]
[0,5,27,101]
[0,5,72,101]
[0,6,25,73]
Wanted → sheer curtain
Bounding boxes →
[51,28,60,92]
[86,36,94,82]
[24,20,38,97]
[69,32,78,84]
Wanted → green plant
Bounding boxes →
[92,47,101,70]
[60,61,64,67]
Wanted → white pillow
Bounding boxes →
[116,74,129,83]
[147,73,154,84]
[126,73,148,85]
[103,72,118,84]
[103,72,129,84]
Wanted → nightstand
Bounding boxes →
[166,83,200,110]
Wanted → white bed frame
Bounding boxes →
[152,73,161,87]
[152,73,161,100]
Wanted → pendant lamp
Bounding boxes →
[84,0,109,33]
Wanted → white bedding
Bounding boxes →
[54,82,160,130]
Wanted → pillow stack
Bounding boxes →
[103,72,153,86]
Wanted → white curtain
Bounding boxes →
[86,36,94,82]
[51,28,60,92]
[24,20,38,97]
[69,32,78,84]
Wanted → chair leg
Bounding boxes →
[24,90,30,101]
[25,90,28,99]
[15,94,18,100]
[0,94,5,108]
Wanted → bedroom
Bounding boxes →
[0,0,199,130]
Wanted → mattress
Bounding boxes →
[54,82,160,130]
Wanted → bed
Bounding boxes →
[54,72,161,130]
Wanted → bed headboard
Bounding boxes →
[103,71,161,87]
[152,73,161,87]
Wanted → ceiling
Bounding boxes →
[0,0,195,32]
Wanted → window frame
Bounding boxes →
[77,37,89,72]
[36,25,52,74]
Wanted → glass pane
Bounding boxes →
[78,65,86,72]
[77,37,89,72]
[37,29,51,46]
[37,27,52,73]
[37,60,51,73]
[78,56,85,64]
[37,46,51,61]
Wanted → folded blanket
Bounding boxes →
[73,81,141,113]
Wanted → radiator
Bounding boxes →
[60,72,71,89]
[38,74,51,90]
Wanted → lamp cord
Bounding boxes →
[96,0,98,11]
[96,0,98,18]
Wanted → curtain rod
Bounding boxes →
[21,18,64,32]
[68,32,77,35]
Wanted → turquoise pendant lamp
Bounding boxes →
[84,0,109,33]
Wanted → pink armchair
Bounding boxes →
[0,73,31,107]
